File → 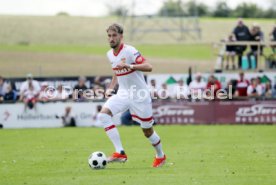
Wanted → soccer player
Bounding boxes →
[97,23,166,168]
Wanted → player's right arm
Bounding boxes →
[105,74,118,98]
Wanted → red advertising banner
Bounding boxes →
[152,100,276,124]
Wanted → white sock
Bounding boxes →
[148,131,164,158]
[98,113,124,153]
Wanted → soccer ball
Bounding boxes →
[88,151,107,169]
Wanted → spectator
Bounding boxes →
[158,83,171,99]
[93,85,105,100]
[232,18,250,69]
[189,73,206,99]
[57,106,76,127]
[92,105,103,127]
[171,79,190,99]
[38,82,50,102]
[54,84,69,101]
[20,83,39,111]
[73,76,88,100]
[224,34,237,70]
[20,73,41,98]
[247,23,264,69]
[225,79,237,96]
[3,83,17,102]
[269,24,276,53]
[264,81,272,98]
[206,75,222,97]
[0,76,9,99]
[148,79,159,99]
[247,78,263,97]
[235,71,250,97]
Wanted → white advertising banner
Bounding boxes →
[0,102,121,129]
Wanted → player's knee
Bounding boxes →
[142,128,153,138]
[97,113,112,127]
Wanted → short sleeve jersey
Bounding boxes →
[107,44,150,98]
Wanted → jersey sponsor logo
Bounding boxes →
[112,67,135,76]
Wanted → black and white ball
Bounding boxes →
[88,151,107,169]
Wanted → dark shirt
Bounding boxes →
[233,25,250,41]
[4,91,16,102]
[272,28,276,40]
[250,31,264,52]
[73,84,88,99]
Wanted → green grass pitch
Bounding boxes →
[0,126,275,185]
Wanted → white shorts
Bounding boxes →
[104,95,154,129]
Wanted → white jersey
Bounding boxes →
[107,44,150,101]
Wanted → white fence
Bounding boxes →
[0,102,122,129]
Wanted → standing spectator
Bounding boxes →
[247,23,264,69]
[232,18,250,69]
[224,34,237,70]
[235,71,250,97]
[0,76,9,99]
[73,76,88,100]
[189,73,206,99]
[247,78,263,97]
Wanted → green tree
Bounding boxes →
[186,1,209,16]
[158,0,185,17]
[232,3,264,18]
[213,1,231,17]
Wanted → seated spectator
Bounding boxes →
[247,23,264,69]
[158,83,171,99]
[54,84,69,101]
[225,79,237,96]
[20,73,41,98]
[37,82,50,102]
[0,76,9,99]
[264,81,272,98]
[20,83,39,111]
[93,85,105,100]
[56,106,76,127]
[224,34,236,70]
[171,79,190,99]
[269,24,276,53]
[232,18,250,69]
[73,76,88,100]
[3,83,17,102]
[235,71,250,97]
[148,79,159,99]
[206,75,222,94]
[189,73,206,99]
[247,78,263,97]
